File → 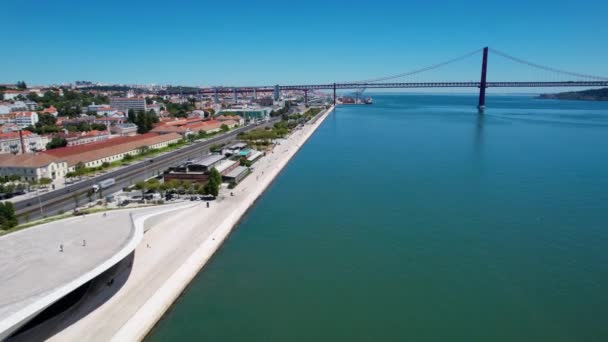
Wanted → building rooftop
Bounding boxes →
[214,159,239,174]
[192,154,225,168]
[0,153,64,168]
[224,166,248,178]
[42,133,181,166]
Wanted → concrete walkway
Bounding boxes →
[20,107,334,341]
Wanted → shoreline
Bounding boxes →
[112,106,335,341]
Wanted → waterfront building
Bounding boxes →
[110,97,147,113]
[222,166,249,185]
[214,159,240,175]
[246,150,263,164]
[187,154,225,173]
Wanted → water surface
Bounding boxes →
[149,95,608,341]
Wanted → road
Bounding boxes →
[14,119,278,221]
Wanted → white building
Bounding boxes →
[0,131,49,154]
[0,154,68,182]
[87,104,118,116]
[0,112,39,129]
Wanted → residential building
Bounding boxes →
[0,131,49,154]
[1,90,29,101]
[147,103,162,115]
[0,154,68,182]
[110,97,147,113]
[0,112,39,129]
[111,123,138,136]
[87,105,118,116]
[41,106,59,117]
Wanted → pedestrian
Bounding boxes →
[82,239,86,247]
[146,243,151,248]
[59,244,64,252]
[206,202,210,208]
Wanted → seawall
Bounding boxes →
[112,106,335,341]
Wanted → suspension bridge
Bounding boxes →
[191,47,608,112]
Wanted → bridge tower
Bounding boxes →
[274,85,280,101]
[214,88,219,103]
[233,88,238,104]
[478,47,489,113]
[333,83,337,106]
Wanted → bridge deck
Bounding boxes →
[194,81,608,94]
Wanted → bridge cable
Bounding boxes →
[490,48,608,81]
[344,48,484,84]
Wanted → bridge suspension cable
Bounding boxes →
[345,48,483,84]
[489,48,608,81]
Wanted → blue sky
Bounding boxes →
[1,0,607,87]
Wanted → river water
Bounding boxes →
[148,95,608,341]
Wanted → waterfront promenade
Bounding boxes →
[16,106,333,341]
[0,203,193,340]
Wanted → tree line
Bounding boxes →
[128,109,159,134]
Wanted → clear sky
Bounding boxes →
[1,0,607,87]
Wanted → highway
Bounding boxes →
[14,119,278,221]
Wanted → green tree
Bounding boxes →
[75,161,86,174]
[16,81,27,89]
[204,168,222,197]
[128,109,137,123]
[137,145,150,156]
[46,136,68,150]
[38,177,53,186]
[134,181,147,199]
[220,124,229,132]
[158,182,169,198]
[0,202,18,230]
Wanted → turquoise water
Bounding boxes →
[148,95,608,341]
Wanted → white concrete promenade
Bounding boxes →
[0,202,192,340]
[25,106,334,341]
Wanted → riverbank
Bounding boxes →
[33,106,334,341]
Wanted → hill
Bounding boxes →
[538,88,608,101]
